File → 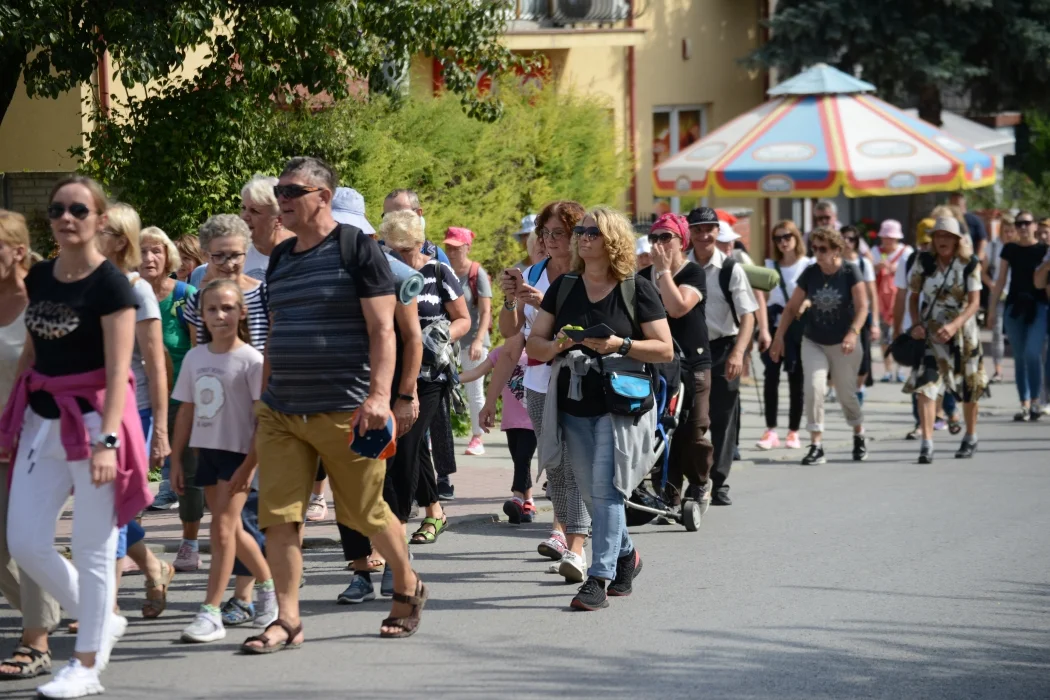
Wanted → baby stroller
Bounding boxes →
[623,355,701,532]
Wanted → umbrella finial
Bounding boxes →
[768,63,876,96]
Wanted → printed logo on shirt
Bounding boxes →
[811,285,844,320]
[194,374,225,420]
[25,301,80,339]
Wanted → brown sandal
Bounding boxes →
[0,645,51,680]
[380,576,429,639]
[240,619,303,654]
[142,560,175,619]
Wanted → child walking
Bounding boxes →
[170,280,276,643]
[463,333,537,524]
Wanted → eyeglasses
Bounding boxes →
[1016,219,1034,226]
[648,232,680,244]
[539,228,568,240]
[814,215,833,223]
[812,245,831,254]
[273,184,323,200]
[209,252,246,265]
[47,203,93,220]
[773,234,794,243]
[573,226,602,241]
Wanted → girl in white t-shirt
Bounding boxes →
[171,280,274,644]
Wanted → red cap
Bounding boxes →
[650,213,690,250]
[444,227,474,247]
[715,209,738,225]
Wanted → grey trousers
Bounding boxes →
[0,462,61,631]
[802,337,864,433]
[526,389,590,535]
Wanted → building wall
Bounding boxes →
[0,77,87,173]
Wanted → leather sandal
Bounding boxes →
[142,560,175,619]
[380,577,429,639]
[240,619,303,654]
[0,645,52,680]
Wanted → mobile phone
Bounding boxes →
[505,267,524,284]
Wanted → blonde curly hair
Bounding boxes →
[571,206,637,281]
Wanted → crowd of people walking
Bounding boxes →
[0,161,1045,696]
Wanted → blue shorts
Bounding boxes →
[196,449,246,487]
[116,520,145,559]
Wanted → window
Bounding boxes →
[653,105,706,215]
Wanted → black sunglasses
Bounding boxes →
[273,184,323,199]
[773,234,794,243]
[648,232,680,244]
[573,226,602,241]
[47,202,93,220]
[1016,219,1034,226]
[812,245,831,254]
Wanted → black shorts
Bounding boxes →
[196,448,247,487]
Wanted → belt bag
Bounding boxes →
[602,370,654,417]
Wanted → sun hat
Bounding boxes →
[331,187,375,234]
[443,227,474,247]
[716,221,741,243]
[878,219,904,240]
[686,206,719,227]
[635,236,651,255]
[515,214,537,239]
[932,216,962,237]
[650,213,690,250]
[915,218,935,246]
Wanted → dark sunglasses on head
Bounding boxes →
[773,234,794,243]
[573,226,602,241]
[1016,219,1034,226]
[273,184,323,200]
[47,202,93,220]
[648,232,680,244]
[812,245,831,254]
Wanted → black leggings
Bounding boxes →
[430,388,458,481]
[505,428,536,494]
[761,349,804,432]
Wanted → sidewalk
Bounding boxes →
[54,337,1021,554]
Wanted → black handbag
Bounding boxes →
[889,260,953,368]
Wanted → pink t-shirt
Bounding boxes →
[172,343,263,454]
[488,346,532,431]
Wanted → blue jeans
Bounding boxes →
[559,413,633,580]
[1002,303,1048,403]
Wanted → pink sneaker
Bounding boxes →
[173,542,199,572]
[755,429,780,450]
[785,431,802,449]
[305,494,328,522]
[465,436,485,456]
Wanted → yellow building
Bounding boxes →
[1,0,767,239]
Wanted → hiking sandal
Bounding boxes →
[948,417,963,435]
[240,619,303,655]
[0,645,52,680]
[380,578,429,639]
[410,517,448,545]
[142,560,175,619]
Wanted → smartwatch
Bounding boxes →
[97,433,121,450]
[618,337,633,356]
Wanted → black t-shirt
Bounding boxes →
[1000,242,1049,307]
[639,262,710,370]
[24,259,138,417]
[796,262,861,346]
[539,274,666,417]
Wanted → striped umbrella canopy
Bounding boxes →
[653,64,995,198]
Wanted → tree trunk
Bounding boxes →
[917,83,942,126]
[0,47,26,134]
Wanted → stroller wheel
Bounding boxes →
[682,500,702,532]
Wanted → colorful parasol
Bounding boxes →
[653,64,995,199]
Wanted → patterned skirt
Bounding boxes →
[903,315,988,402]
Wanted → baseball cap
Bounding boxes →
[878,219,904,240]
[932,216,962,237]
[635,236,651,255]
[686,206,719,227]
[444,227,474,247]
[915,218,935,245]
[716,221,741,243]
[331,187,375,234]
[516,214,537,238]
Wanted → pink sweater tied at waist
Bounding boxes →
[0,367,153,527]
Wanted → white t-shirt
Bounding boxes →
[129,274,162,412]
[846,255,876,283]
[894,252,916,329]
[172,343,264,454]
[522,262,553,394]
[873,244,914,269]
[765,257,813,308]
[0,311,26,412]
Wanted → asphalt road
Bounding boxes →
[2,408,1049,699]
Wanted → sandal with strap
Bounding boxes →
[142,560,176,619]
[380,577,429,639]
[948,417,963,435]
[410,517,448,545]
[0,645,52,680]
[240,619,303,655]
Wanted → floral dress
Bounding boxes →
[903,255,988,402]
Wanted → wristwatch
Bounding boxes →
[397,393,415,402]
[97,433,120,450]
[618,337,633,356]
[654,269,670,281]
[503,299,518,311]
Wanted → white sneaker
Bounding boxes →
[36,659,104,699]
[96,614,127,671]
[557,551,587,583]
[180,611,226,643]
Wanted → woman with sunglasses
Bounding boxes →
[756,221,811,451]
[988,210,1049,421]
[0,176,151,698]
[840,226,879,406]
[639,213,714,509]
[769,227,869,465]
[499,201,593,581]
[528,207,673,611]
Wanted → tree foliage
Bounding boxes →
[0,0,521,125]
[748,0,1050,121]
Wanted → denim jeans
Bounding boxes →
[1002,303,1048,403]
[559,413,633,580]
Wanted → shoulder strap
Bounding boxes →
[265,237,297,282]
[468,261,480,306]
[554,273,578,319]
[527,257,549,286]
[905,250,917,274]
[619,275,640,338]
[719,258,740,327]
[774,260,788,300]
[918,251,937,278]
[172,280,189,326]
[963,256,979,279]
[338,224,361,275]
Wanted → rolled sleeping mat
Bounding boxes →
[739,263,780,293]
[386,252,425,304]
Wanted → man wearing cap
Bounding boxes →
[874,220,913,382]
[686,207,758,506]
[443,226,493,456]
[513,214,538,270]
[383,189,450,265]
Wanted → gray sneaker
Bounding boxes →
[180,610,225,643]
[254,588,278,627]
[380,564,395,597]
[337,573,376,605]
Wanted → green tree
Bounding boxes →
[748,1,1050,123]
[0,0,520,127]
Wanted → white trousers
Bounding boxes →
[459,347,487,438]
[7,408,118,654]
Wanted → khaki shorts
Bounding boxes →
[255,403,393,535]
